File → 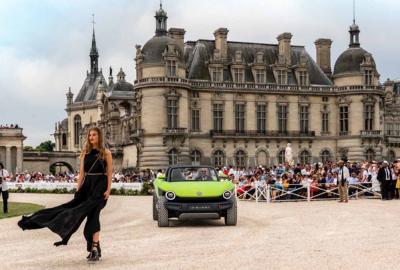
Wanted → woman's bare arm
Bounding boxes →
[104,149,113,197]
[76,154,85,191]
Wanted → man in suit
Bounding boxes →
[0,162,9,213]
[337,160,350,203]
[377,161,393,200]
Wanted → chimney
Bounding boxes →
[168,28,185,52]
[214,28,229,59]
[277,32,293,65]
[314,38,332,76]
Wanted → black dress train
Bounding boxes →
[18,148,108,252]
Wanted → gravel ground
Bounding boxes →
[1,193,400,270]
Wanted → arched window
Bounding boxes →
[387,150,396,162]
[300,150,311,165]
[235,150,247,168]
[278,149,286,164]
[168,148,178,165]
[320,150,331,164]
[213,150,225,167]
[191,150,201,166]
[62,133,67,146]
[365,149,375,162]
[74,115,82,146]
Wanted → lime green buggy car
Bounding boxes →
[153,165,237,227]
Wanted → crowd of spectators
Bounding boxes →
[216,160,400,201]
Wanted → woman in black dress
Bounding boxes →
[18,127,112,261]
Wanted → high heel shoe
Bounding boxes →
[87,241,100,261]
[86,241,101,259]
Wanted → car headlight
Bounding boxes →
[165,191,176,200]
[223,190,232,200]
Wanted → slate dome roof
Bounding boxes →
[141,35,184,64]
[333,47,375,76]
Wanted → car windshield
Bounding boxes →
[169,167,219,182]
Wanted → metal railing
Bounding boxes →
[235,181,382,203]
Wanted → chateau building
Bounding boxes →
[54,5,399,171]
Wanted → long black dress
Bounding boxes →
[18,148,108,252]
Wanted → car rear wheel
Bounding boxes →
[152,192,158,221]
[224,197,237,226]
[157,197,170,227]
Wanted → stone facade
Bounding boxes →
[0,126,25,173]
[54,5,400,170]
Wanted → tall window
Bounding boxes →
[191,109,200,132]
[299,105,309,133]
[166,60,177,77]
[298,71,307,86]
[364,104,374,131]
[191,150,201,165]
[167,99,178,129]
[322,112,329,133]
[233,68,244,83]
[277,70,286,85]
[255,69,265,84]
[320,150,331,163]
[364,69,373,86]
[300,150,311,165]
[365,149,375,162]
[211,67,222,82]
[213,150,225,167]
[168,148,178,165]
[235,150,246,167]
[213,103,224,132]
[62,133,67,146]
[278,149,286,164]
[256,104,267,133]
[278,105,288,133]
[339,106,349,135]
[73,115,81,146]
[235,103,245,133]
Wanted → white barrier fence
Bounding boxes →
[8,182,143,192]
[235,181,382,203]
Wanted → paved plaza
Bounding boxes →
[1,194,399,270]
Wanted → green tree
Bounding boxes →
[35,140,55,152]
[23,146,34,151]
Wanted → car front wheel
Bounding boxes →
[224,197,237,226]
[157,196,170,227]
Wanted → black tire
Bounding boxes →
[152,192,158,221]
[224,197,237,226]
[157,197,169,227]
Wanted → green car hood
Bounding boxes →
[157,180,234,198]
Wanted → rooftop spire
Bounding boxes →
[155,1,168,36]
[90,13,99,76]
[349,0,360,48]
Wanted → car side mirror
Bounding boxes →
[158,175,166,180]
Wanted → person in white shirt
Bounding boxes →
[0,162,9,213]
[337,160,350,203]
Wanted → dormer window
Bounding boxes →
[255,69,266,84]
[166,60,177,77]
[211,67,222,82]
[276,69,286,85]
[233,68,244,83]
[298,70,308,86]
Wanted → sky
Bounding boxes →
[0,0,399,147]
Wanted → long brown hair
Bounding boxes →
[79,126,107,160]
